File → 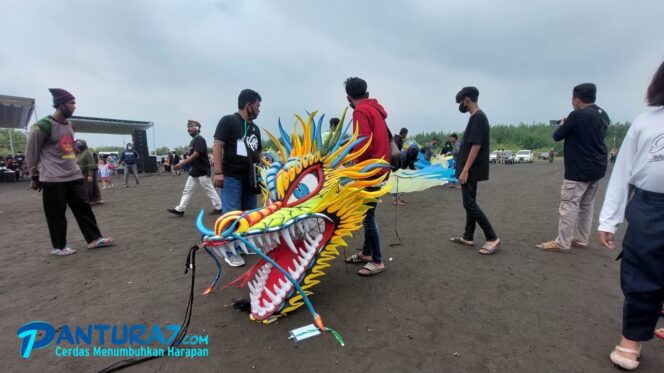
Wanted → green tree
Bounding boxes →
[0,129,27,155]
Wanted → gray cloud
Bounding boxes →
[2,0,663,148]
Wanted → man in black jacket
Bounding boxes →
[537,83,609,253]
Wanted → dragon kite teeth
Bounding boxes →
[197,109,391,322]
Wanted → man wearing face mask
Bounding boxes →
[167,120,222,216]
[25,88,113,256]
[213,89,263,267]
[450,86,501,255]
[119,142,140,187]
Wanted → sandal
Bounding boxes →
[345,253,368,264]
[610,345,640,370]
[450,237,474,246]
[358,262,385,276]
[391,199,405,206]
[88,237,114,249]
[479,240,502,255]
[536,240,570,253]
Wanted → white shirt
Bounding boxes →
[598,107,664,233]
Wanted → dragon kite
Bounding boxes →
[195,109,391,325]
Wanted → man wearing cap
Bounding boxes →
[537,83,609,253]
[25,88,113,256]
[449,86,501,255]
[168,120,222,216]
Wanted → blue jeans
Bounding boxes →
[220,176,257,214]
[362,201,382,264]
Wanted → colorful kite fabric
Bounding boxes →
[389,154,457,194]
[196,109,391,324]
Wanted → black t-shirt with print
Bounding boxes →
[214,113,262,180]
[456,110,490,182]
[188,134,211,177]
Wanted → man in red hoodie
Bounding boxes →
[343,77,390,276]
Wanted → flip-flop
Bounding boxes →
[450,237,475,246]
[345,253,368,264]
[358,262,385,276]
[536,240,571,253]
[479,240,502,255]
[88,237,114,249]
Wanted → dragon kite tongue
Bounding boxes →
[245,217,333,320]
[198,109,391,322]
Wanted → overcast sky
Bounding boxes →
[2,0,663,149]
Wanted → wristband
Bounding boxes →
[215,172,223,175]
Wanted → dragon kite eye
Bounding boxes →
[286,171,320,205]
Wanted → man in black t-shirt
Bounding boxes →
[167,120,222,216]
[212,89,263,267]
[537,83,609,253]
[450,86,501,255]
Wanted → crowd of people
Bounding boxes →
[0,151,29,181]
[21,58,664,370]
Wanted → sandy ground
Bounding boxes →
[1,160,663,373]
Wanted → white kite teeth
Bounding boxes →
[208,217,327,319]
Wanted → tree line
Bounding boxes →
[412,121,631,154]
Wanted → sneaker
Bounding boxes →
[209,209,223,215]
[167,208,184,216]
[51,246,77,256]
[225,254,245,267]
[123,185,129,188]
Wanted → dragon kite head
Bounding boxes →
[198,109,390,322]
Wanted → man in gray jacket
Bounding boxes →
[25,88,113,256]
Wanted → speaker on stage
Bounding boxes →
[132,129,150,157]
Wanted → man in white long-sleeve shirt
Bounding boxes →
[597,60,664,371]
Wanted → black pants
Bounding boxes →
[461,180,497,241]
[621,187,664,341]
[42,179,102,249]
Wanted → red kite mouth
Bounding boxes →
[210,216,334,320]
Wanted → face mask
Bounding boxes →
[458,103,468,113]
[128,146,133,150]
[247,105,258,120]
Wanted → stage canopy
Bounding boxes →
[0,95,35,130]
[70,116,153,135]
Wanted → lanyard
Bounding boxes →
[243,120,249,138]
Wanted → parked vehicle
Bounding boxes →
[503,150,516,164]
[538,151,550,160]
[515,149,534,163]
[489,150,498,163]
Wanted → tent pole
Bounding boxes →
[8,129,15,154]
[152,123,156,156]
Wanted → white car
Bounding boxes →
[489,150,498,163]
[515,149,534,163]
